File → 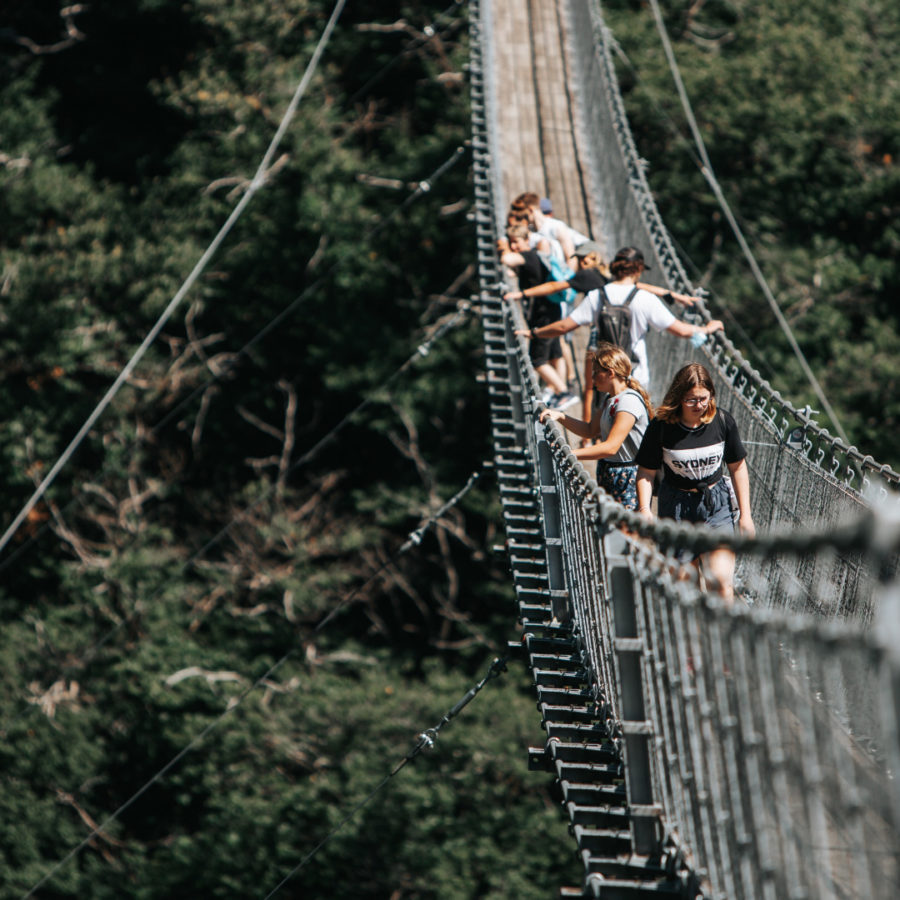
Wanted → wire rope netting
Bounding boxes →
[471,0,900,896]
[566,0,900,625]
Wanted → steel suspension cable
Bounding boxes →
[260,655,508,899]
[645,0,849,445]
[0,142,468,576]
[18,470,497,898]
[0,0,348,559]
[0,305,474,738]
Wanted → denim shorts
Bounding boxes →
[657,477,737,561]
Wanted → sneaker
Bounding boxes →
[552,391,579,411]
[540,388,555,405]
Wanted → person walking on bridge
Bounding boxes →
[539,343,651,510]
[498,224,577,409]
[635,362,755,602]
[512,246,720,420]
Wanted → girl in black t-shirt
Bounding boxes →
[635,363,755,602]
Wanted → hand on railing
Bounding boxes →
[637,506,654,523]
[539,409,565,423]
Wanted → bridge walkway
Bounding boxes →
[474,2,693,896]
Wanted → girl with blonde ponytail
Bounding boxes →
[540,343,652,509]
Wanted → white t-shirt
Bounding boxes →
[529,219,570,263]
[568,283,676,385]
[598,388,649,463]
[549,216,591,247]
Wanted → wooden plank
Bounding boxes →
[489,0,597,401]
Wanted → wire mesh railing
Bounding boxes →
[470,0,900,896]
[568,0,900,628]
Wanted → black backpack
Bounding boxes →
[592,285,639,359]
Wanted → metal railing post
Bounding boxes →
[534,421,571,623]
[604,531,661,857]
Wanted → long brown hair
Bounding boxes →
[590,343,652,418]
[655,363,717,424]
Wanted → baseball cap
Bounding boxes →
[613,246,650,269]
[573,240,603,258]
[539,197,553,214]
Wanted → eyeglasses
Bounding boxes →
[683,396,710,407]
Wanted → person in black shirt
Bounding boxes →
[498,224,576,408]
[635,363,755,602]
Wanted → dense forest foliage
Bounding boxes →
[0,2,576,897]
[605,0,900,468]
[2,0,897,897]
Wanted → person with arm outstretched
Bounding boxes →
[515,245,722,420]
[540,343,652,510]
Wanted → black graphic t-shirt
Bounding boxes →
[635,409,746,490]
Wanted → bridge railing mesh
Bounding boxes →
[504,301,900,897]
[567,0,900,626]
[471,0,900,896]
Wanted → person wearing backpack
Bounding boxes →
[515,246,722,418]
[539,343,652,510]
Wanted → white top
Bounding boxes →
[599,388,649,463]
[529,218,571,263]
[568,282,676,385]
[549,215,591,247]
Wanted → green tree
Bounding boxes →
[605,0,900,465]
[0,2,576,897]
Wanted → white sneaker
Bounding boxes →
[554,391,579,411]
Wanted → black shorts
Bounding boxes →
[530,336,561,367]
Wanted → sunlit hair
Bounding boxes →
[512,191,540,209]
[609,258,643,280]
[576,252,610,277]
[507,208,529,226]
[655,363,717,425]
[506,223,530,243]
[589,343,652,418]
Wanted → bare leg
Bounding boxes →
[702,547,736,604]
[535,362,567,395]
[560,336,576,383]
[554,355,567,384]
[581,352,594,423]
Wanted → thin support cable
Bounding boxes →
[260,655,508,899]
[20,651,298,900]
[0,306,473,737]
[21,641,505,900]
[0,144,468,577]
[184,302,473,566]
[0,0,348,558]
[646,0,849,445]
[313,463,488,634]
[348,0,467,105]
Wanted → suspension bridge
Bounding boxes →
[470,1,900,897]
